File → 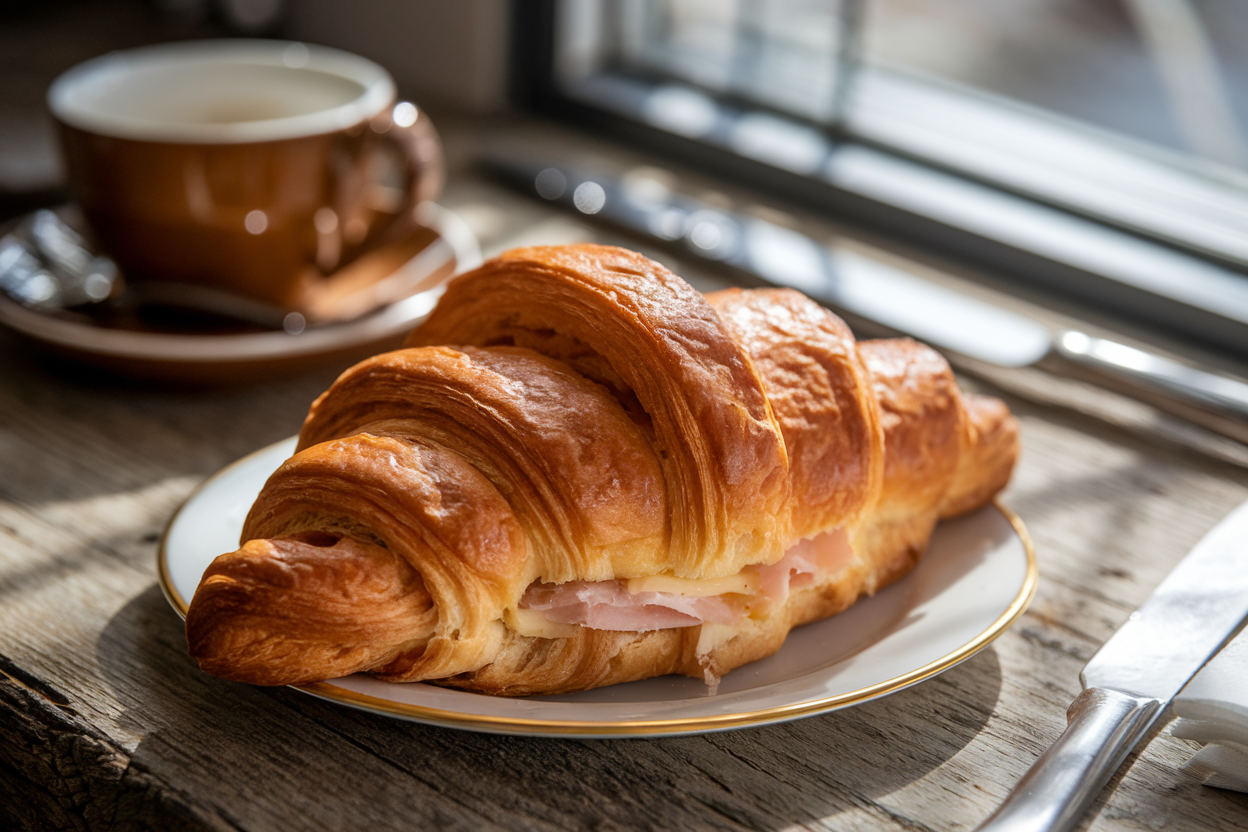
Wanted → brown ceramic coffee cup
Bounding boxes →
[48,40,443,317]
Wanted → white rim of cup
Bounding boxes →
[47,39,396,144]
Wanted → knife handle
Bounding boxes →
[974,687,1164,832]
[1051,330,1248,446]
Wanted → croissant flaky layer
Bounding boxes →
[185,244,1019,695]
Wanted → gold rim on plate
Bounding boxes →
[158,439,1038,737]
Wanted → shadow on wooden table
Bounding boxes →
[0,329,341,500]
[96,583,1005,831]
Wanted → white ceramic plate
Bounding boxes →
[160,438,1036,738]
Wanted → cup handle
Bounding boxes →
[370,101,445,234]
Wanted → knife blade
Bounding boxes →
[486,155,1248,446]
[973,499,1248,832]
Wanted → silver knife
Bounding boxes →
[487,157,1248,446]
[974,499,1248,832]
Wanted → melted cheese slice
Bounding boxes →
[626,573,760,597]
[505,607,581,639]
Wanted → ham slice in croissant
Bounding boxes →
[186,244,1018,694]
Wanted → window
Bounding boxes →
[515,0,1248,355]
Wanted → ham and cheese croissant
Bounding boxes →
[186,244,1018,695]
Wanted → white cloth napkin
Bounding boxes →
[1170,626,1248,791]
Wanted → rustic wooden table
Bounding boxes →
[4,30,1248,828]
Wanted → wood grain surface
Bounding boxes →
[5,171,1248,829]
[4,30,1248,825]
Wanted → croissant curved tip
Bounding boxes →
[185,536,438,686]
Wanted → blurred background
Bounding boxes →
[0,0,510,206]
[6,0,1248,369]
[597,0,1248,163]
[8,0,1248,198]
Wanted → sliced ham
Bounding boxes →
[518,527,854,632]
[521,579,738,631]
[756,526,854,608]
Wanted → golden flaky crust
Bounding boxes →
[407,244,791,579]
[185,244,1019,694]
[706,288,883,539]
[853,338,1020,594]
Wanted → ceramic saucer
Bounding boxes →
[0,203,480,384]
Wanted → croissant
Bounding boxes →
[186,244,1018,695]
